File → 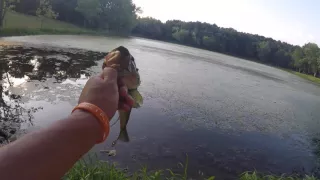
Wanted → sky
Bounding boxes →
[133,0,320,46]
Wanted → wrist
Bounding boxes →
[71,110,103,143]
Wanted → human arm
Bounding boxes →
[0,68,133,180]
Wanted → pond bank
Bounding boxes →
[0,28,99,37]
[64,158,317,180]
[285,70,320,86]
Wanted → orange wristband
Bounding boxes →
[72,102,110,143]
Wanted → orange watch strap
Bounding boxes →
[72,102,110,143]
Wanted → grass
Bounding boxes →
[64,154,215,180]
[240,172,317,180]
[3,11,83,30]
[63,155,318,180]
[280,68,320,85]
[0,11,102,36]
[289,71,320,85]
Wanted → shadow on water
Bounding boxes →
[0,45,106,143]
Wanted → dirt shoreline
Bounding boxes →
[0,40,21,46]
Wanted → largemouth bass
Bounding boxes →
[102,46,143,143]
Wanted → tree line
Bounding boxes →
[3,0,320,77]
[9,0,140,34]
[132,17,320,77]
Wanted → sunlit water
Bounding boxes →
[1,35,320,179]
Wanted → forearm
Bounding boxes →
[0,110,103,180]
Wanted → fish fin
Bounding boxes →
[119,109,132,130]
[130,90,143,108]
[117,129,130,142]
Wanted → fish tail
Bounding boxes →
[119,109,132,130]
[117,129,130,142]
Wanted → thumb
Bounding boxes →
[101,67,118,82]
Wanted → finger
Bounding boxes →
[100,67,117,82]
[119,86,128,97]
[118,103,131,112]
[117,78,125,87]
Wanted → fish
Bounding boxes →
[102,46,143,144]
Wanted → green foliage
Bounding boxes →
[0,11,99,37]
[257,41,273,62]
[132,18,320,79]
[240,172,317,180]
[132,17,164,39]
[0,28,97,36]
[3,11,86,30]
[99,0,140,32]
[64,158,319,180]
[203,36,217,50]
[302,43,320,75]
[286,70,320,85]
[76,0,101,27]
[76,0,139,33]
[36,0,58,19]
[64,161,128,180]
[172,29,190,43]
[36,0,58,28]
[64,154,216,180]
[0,0,19,27]
[289,43,320,76]
[292,47,305,70]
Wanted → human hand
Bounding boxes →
[78,68,134,119]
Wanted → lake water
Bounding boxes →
[1,35,320,179]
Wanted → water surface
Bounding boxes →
[1,35,320,179]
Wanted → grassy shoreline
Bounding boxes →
[64,158,317,180]
[289,71,320,85]
[0,28,99,37]
[281,69,320,85]
[0,11,109,37]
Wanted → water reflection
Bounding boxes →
[0,45,106,143]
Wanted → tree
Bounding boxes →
[76,0,140,33]
[292,47,305,72]
[0,0,19,27]
[257,41,272,62]
[76,0,101,28]
[51,0,84,26]
[36,0,58,28]
[132,17,164,39]
[98,0,140,33]
[172,29,190,44]
[14,0,38,15]
[302,43,320,76]
[203,36,218,50]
